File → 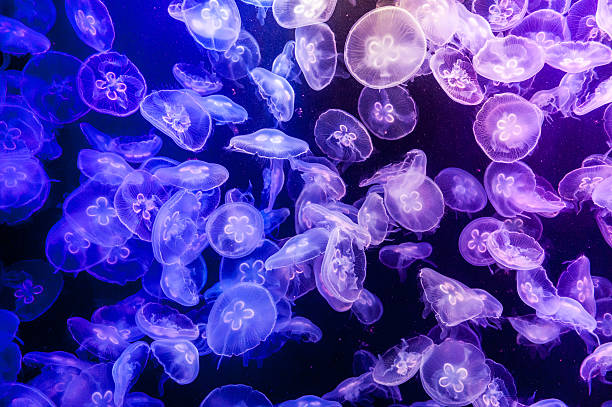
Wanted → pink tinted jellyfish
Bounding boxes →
[314,109,373,162]
[544,41,612,73]
[430,47,484,106]
[458,217,503,266]
[357,86,418,140]
[473,36,545,83]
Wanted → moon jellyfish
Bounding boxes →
[0,155,48,209]
[486,228,544,270]
[112,341,149,407]
[473,36,545,83]
[21,51,89,124]
[206,202,264,258]
[557,255,595,316]
[200,95,248,124]
[454,3,494,54]
[294,23,337,91]
[352,288,383,325]
[344,6,426,89]
[135,302,199,340]
[357,86,418,140]
[154,160,229,191]
[597,0,612,37]
[434,167,487,213]
[151,339,199,384]
[474,93,543,163]
[0,383,55,407]
[229,129,309,159]
[92,293,146,342]
[379,242,432,281]
[67,317,129,360]
[107,131,163,163]
[419,268,485,327]
[182,0,241,51]
[314,109,373,162]
[558,165,612,203]
[65,0,114,51]
[544,41,612,73]
[543,296,596,332]
[172,62,223,96]
[200,384,272,407]
[278,395,340,407]
[484,161,540,217]
[420,339,491,406]
[0,104,44,157]
[272,0,337,28]
[596,298,612,339]
[264,228,329,269]
[458,217,503,266]
[509,9,570,47]
[206,282,277,356]
[208,30,260,80]
[299,203,371,248]
[508,314,561,344]
[249,67,295,122]
[581,343,612,387]
[290,157,346,200]
[77,149,132,185]
[0,15,50,56]
[399,0,459,45]
[430,47,484,106]
[140,89,212,152]
[516,267,561,316]
[78,51,147,117]
[472,0,528,31]
[161,256,207,306]
[357,192,389,246]
[272,40,302,82]
[373,335,434,386]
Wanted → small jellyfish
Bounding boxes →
[112,341,149,407]
[151,339,199,384]
[557,255,595,316]
[0,15,50,56]
[344,6,426,89]
[454,3,494,54]
[458,217,503,266]
[314,109,373,162]
[200,384,273,407]
[430,47,484,106]
[486,228,545,270]
[558,165,612,203]
[299,203,371,248]
[473,36,545,83]
[357,86,418,140]
[264,228,330,269]
[168,0,185,20]
[294,23,337,91]
[248,67,295,122]
[200,95,248,124]
[172,62,223,95]
[77,149,132,185]
[140,89,212,152]
[435,167,487,213]
[357,192,389,246]
[78,51,147,117]
[65,0,114,51]
[352,288,383,325]
[483,160,538,218]
[0,104,44,157]
[107,131,163,163]
[272,0,337,28]
[472,0,528,31]
[206,202,264,258]
[379,242,432,278]
[208,30,261,80]
[135,302,199,340]
[290,157,346,200]
[21,51,89,124]
[67,317,129,361]
[508,314,562,344]
[373,335,434,386]
[509,9,570,47]
[399,0,459,45]
[161,256,208,306]
[154,160,229,191]
[206,282,277,356]
[10,0,55,34]
[182,0,242,51]
[516,267,561,316]
[229,129,309,159]
[0,155,47,208]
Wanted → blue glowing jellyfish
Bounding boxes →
[229,129,309,159]
[294,23,337,91]
[208,30,261,80]
[182,0,242,51]
[373,335,434,386]
[67,317,130,361]
[135,302,199,340]
[272,0,337,28]
[434,167,487,213]
[0,383,55,407]
[86,238,154,284]
[314,109,372,162]
[65,0,115,51]
[112,341,149,407]
[77,149,132,185]
[0,104,44,157]
[200,95,248,124]
[151,339,199,384]
[172,62,223,96]
[107,131,163,163]
[200,384,272,407]
[205,202,265,258]
[357,86,418,141]
[161,256,208,306]
[249,68,295,122]
[0,15,50,56]
[154,160,229,191]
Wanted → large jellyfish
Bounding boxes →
[151,339,199,384]
[544,41,612,73]
[272,0,337,28]
[483,160,538,217]
[294,23,337,91]
[67,317,129,361]
[154,160,229,191]
[509,9,570,47]
[112,341,149,407]
[65,0,114,51]
[0,15,50,56]
[205,202,264,258]
[454,3,494,54]
[399,0,459,45]
[314,109,373,162]
[473,36,545,83]
[430,47,484,106]
[0,383,55,407]
[557,255,595,316]
[0,104,44,157]
[508,314,562,344]
[434,167,487,213]
[357,86,418,140]
[248,67,295,122]
[135,302,199,341]
[182,0,242,51]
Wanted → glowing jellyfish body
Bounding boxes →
[0,104,43,157]
[593,176,612,211]
[112,341,149,407]
[161,256,207,306]
[172,62,223,96]
[484,161,538,217]
[205,202,264,258]
[458,217,503,266]
[278,395,340,407]
[544,41,612,73]
[154,160,229,191]
[272,41,301,82]
[0,383,55,407]
[65,0,114,51]
[229,129,309,159]
[140,89,212,152]
[0,155,48,210]
[344,6,426,89]
[135,302,199,340]
[21,51,89,124]
[430,47,484,106]
[357,86,418,140]
[558,165,612,203]
[379,242,432,270]
[200,95,248,124]
[0,15,50,56]
[472,0,528,31]
[206,282,277,356]
[357,192,389,245]
[420,339,491,406]
[208,30,260,80]
[314,109,373,162]
[151,339,199,384]
[509,9,570,47]
[78,51,147,117]
[294,23,337,91]
[435,167,487,213]
[508,314,561,344]
[272,0,337,28]
[107,131,163,163]
[399,0,458,45]
[200,384,272,407]
[182,0,241,51]
[67,317,129,361]
[597,0,612,37]
[486,228,544,270]
[249,67,295,122]
[264,228,330,269]
[516,267,561,315]
[373,335,434,386]
[77,150,132,185]
[557,255,595,316]
[543,296,596,332]
[455,3,494,54]
[474,93,543,163]
[473,36,545,83]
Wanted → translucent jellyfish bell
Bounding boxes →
[77,51,147,117]
[153,160,229,191]
[357,192,389,246]
[172,62,223,96]
[112,341,149,407]
[161,256,207,306]
[558,165,612,203]
[272,40,302,82]
[272,0,337,28]
[544,41,612,73]
[182,0,242,52]
[373,335,434,386]
[458,217,503,266]
[108,131,163,163]
[454,3,494,54]
[357,86,418,140]
[278,395,340,407]
[509,9,570,47]
[344,6,427,89]
[67,317,129,360]
[593,176,612,211]
[140,89,212,152]
[208,30,260,81]
[135,302,199,340]
[200,384,272,407]
[544,296,596,332]
[229,129,309,159]
[0,104,44,157]
[77,150,132,185]
[206,282,277,356]
[314,109,373,162]
[472,0,528,31]
[0,383,55,407]
[557,255,595,316]
[65,0,115,51]
[473,36,545,83]
[486,228,545,270]
[484,161,538,217]
[508,314,561,344]
[205,202,264,258]
[200,95,248,124]
[0,15,50,56]
[597,0,612,37]
[581,343,612,387]
[430,47,484,106]
[151,339,199,384]
[264,228,330,269]
[516,267,561,315]
[248,67,295,122]
[294,23,337,91]
[379,242,432,271]
[434,167,487,213]
[399,0,459,45]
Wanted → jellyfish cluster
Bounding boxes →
[2,0,612,405]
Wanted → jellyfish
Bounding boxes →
[278,395,341,407]
[472,0,528,31]
[597,0,612,37]
[65,0,114,51]
[107,131,163,164]
[264,228,330,271]
[474,36,545,83]
[272,40,302,82]
[182,0,242,52]
[78,51,147,117]
[206,282,277,356]
[91,293,147,342]
[434,167,487,213]
[594,275,612,299]
[135,302,199,340]
[112,341,149,407]
[87,239,154,284]
[357,86,418,140]
[458,217,503,266]
[509,9,570,47]
[248,67,295,122]
[161,255,207,305]
[58,362,116,407]
[272,0,337,28]
[205,202,264,258]
[200,384,272,407]
[0,383,56,407]
[0,104,43,157]
[383,173,445,233]
[77,149,132,185]
[430,47,484,106]
[0,15,50,56]
[299,203,371,248]
[67,317,129,361]
[558,165,612,203]
[357,192,389,246]
[113,170,169,241]
[0,309,19,344]
[596,298,612,339]
[593,176,612,211]
[531,399,569,407]
[543,296,597,332]
[314,109,373,162]
[229,129,309,159]
[0,156,46,208]
[379,242,432,282]
[454,3,494,54]
[21,51,89,124]
[154,160,229,192]
[508,314,562,344]
[545,41,612,73]
[580,342,612,388]
[200,95,248,124]
[373,335,434,386]
[483,160,540,218]
[151,339,199,384]
[294,23,337,91]
[344,6,426,89]
[172,62,223,95]
[351,288,383,325]
[486,228,545,270]
[556,255,595,317]
[208,30,260,80]
[516,267,561,316]
[290,157,346,200]
[399,0,459,45]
